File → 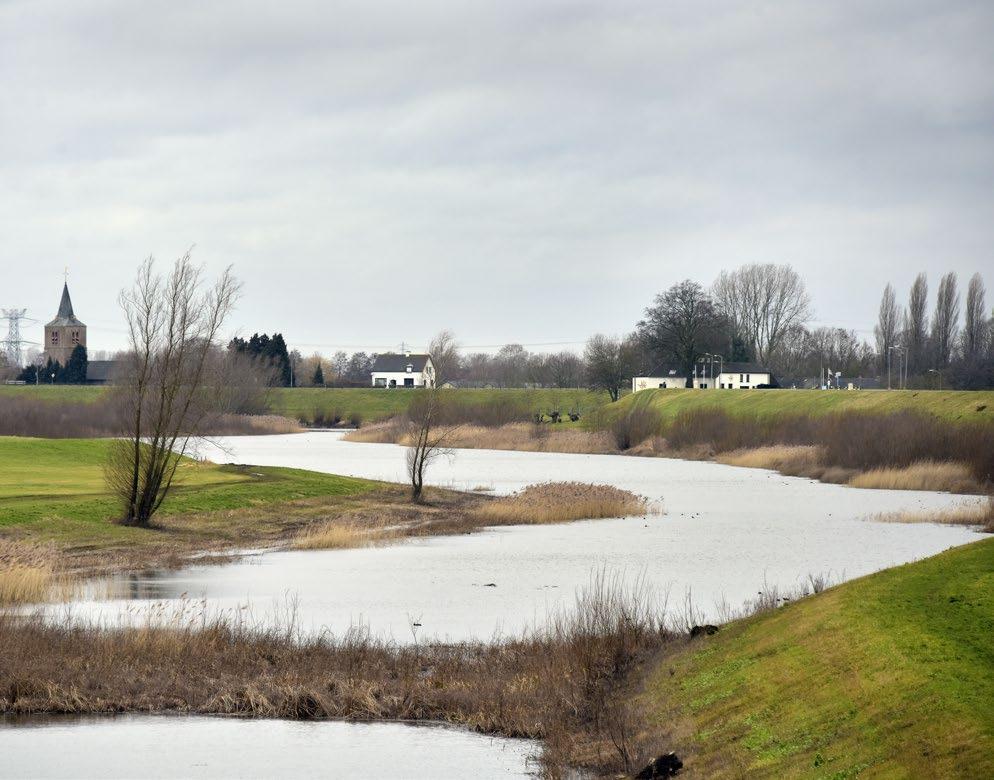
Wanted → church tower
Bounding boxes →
[44,282,86,365]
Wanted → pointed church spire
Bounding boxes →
[57,282,75,319]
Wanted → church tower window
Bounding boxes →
[51,331,60,345]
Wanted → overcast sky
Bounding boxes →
[2,0,992,356]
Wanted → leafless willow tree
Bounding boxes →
[712,263,811,366]
[106,253,240,527]
[874,283,900,373]
[931,272,960,368]
[963,273,988,360]
[905,272,929,374]
[405,331,461,502]
[428,329,459,386]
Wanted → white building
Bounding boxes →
[632,362,773,392]
[371,352,435,388]
[632,368,689,392]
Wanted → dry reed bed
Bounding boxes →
[871,497,994,530]
[286,482,654,551]
[292,520,404,550]
[0,576,681,777]
[471,482,656,525]
[345,421,615,454]
[0,394,298,438]
[0,540,58,606]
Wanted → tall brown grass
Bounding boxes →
[0,541,56,605]
[716,445,821,475]
[848,461,977,492]
[292,520,402,550]
[870,497,994,529]
[0,395,298,438]
[0,574,680,777]
[472,483,655,526]
[345,421,614,454]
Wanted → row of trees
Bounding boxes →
[875,272,993,389]
[16,345,89,384]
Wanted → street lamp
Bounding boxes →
[888,346,904,390]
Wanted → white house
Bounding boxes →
[632,367,689,392]
[371,352,435,388]
[633,362,773,392]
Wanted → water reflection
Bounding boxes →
[0,714,537,779]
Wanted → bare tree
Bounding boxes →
[905,272,929,374]
[584,334,636,400]
[106,253,240,527]
[930,272,960,368]
[405,389,449,502]
[428,329,460,386]
[637,280,724,380]
[963,273,988,360]
[712,263,811,366]
[874,283,899,374]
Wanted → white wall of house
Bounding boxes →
[696,370,771,389]
[371,360,435,388]
[632,375,689,392]
[633,369,772,391]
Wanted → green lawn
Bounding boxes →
[0,437,376,547]
[266,387,612,424]
[648,537,994,777]
[0,385,613,425]
[596,388,994,427]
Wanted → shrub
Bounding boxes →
[611,406,663,450]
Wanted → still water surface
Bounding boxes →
[0,715,535,779]
[61,433,981,642]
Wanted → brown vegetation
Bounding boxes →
[871,497,994,530]
[0,541,57,605]
[716,445,821,474]
[471,483,655,526]
[346,420,614,454]
[0,576,680,777]
[292,520,403,550]
[0,394,297,438]
[848,461,976,492]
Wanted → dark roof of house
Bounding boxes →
[46,283,85,327]
[642,366,687,377]
[370,353,432,373]
[718,362,772,374]
[85,360,122,383]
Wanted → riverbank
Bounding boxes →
[0,437,654,598]
[4,537,992,777]
[642,535,994,777]
[345,420,994,499]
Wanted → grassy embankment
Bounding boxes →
[596,387,994,426]
[0,384,611,427]
[4,516,992,776]
[266,386,611,426]
[0,437,651,587]
[643,535,994,777]
[0,437,378,563]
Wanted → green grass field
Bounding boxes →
[0,385,612,425]
[0,437,375,547]
[649,536,994,777]
[597,388,994,427]
[265,387,610,424]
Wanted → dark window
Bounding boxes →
[51,331,59,345]
[404,377,414,387]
